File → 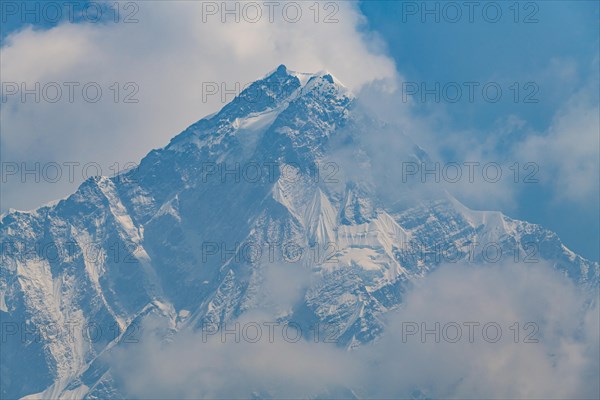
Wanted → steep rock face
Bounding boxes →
[1,66,598,399]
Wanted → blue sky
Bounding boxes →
[360,1,598,131]
[359,0,599,261]
[1,0,598,260]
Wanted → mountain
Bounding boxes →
[1,65,598,399]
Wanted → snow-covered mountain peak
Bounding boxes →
[164,65,352,159]
[159,66,354,175]
[265,64,350,91]
[1,66,598,400]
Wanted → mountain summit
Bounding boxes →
[1,66,598,399]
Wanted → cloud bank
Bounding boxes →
[109,262,599,399]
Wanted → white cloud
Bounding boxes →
[345,55,599,215]
[366,262,600,399]
[109,312,359,399]
[108,262,599,399]
[516,76,600,206]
